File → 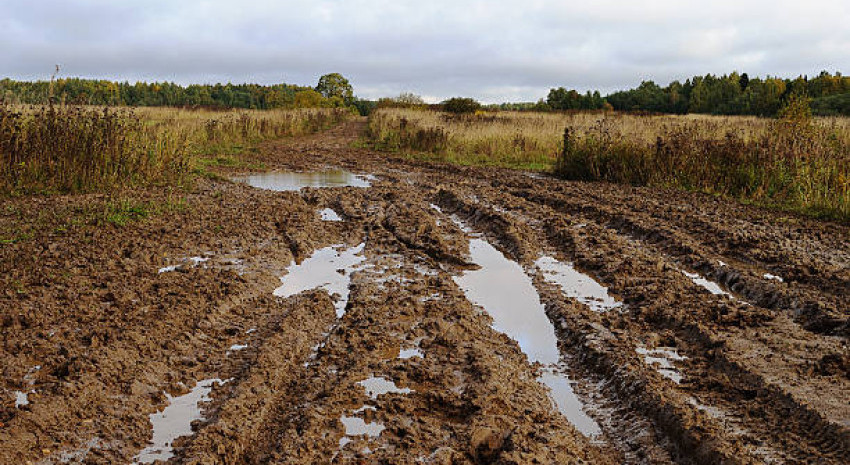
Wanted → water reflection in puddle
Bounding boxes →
[536,256,620,312]
[233,170,371,191]
[337,376,411,451]
[538,371,602,436]
[358,376,412,399]
[764,273,784,282]
[14,390,31,408]
[273,243,366,317]
[451,217,601,437]
[636,347,687,384]
[158,256,209,274]
[320,208,343,222]
[398,348,423,359]
[455,238,560,364]
[338,415,385,449]
[681,270,733,298]
[135,378,225,464]
[15,365,40,408]
[226,344,248,356]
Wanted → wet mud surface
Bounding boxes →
[1,119,848,464]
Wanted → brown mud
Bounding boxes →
[1,118,847,464]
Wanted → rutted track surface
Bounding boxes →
[1,119,847,464]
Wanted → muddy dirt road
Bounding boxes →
[2,119,848,464]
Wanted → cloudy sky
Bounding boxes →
[2,0,848,103]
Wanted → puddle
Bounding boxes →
[158,256,209,274]
[536,256,621,312]
[398,348,423,359]
[764,273,784,282]
[320,208,343,222]
[454,237,559,364]
[636,347,687,384]
[451,217,602,437]
[233,170,371,191]
[134,378,225,464]
[15,365,40,408]
[339,415,385,449]
[14,390,31,408]
[273,243,366,317]
[538,370,603,436]
[226,344,248,356]
[357,376,412,399]
[337,375,409,451]
[681,270,733,298]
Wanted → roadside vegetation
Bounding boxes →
[0,104,349,196]
[367,102,850,222]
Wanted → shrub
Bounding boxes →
[442,97,481,114]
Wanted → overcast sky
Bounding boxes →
[2,0,848,103]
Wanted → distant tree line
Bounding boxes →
[546,71,850,116]
[0,73,362,111]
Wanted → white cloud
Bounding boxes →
[1,0,848,103]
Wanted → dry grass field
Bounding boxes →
[368,108,850,221]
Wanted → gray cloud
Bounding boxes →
[2,0,848,103]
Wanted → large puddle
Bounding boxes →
[455,238,560,364]
[134,378,225,464]
[536,256,621,312]
[273,243,366,318]
[233,170,371,191]
[452,220,602,437]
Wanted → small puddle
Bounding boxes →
[681,270,733,298]
[636,347,687,384]
[451,217,602,437]
[764,273,784,282]
[320,208,343,222]
[158,256,209,274]
[134,378,225,464]
[14,390,31,408]
[357,376,412,399]
[536,256,621,312]
[398,348,423,359]
[233,170,371,191]
[338,415,385,449]
[226,343,248,356]
[273,243,366,318]
[15,365,40,408]
[337,376,411,452]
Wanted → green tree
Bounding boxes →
[316,73,354,104]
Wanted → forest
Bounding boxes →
[0,73,358,111]
[545,71,850,116]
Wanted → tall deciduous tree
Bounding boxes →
[316,73,354,104]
